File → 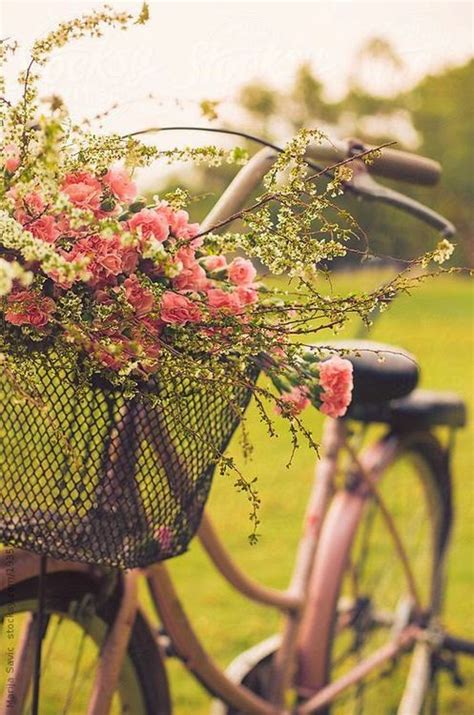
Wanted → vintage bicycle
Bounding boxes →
[0,135,472,714]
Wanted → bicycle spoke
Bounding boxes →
[41,615,63,671]
[62,627,87,714]
[74,651,101,707]
[324,446,442,714]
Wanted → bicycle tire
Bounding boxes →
[0,570,171,715]
[303,430,451,715]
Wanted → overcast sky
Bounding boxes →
[2,1,472,182]
[3,2,472,111]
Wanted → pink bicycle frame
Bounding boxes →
[143,418,420,714]
[0,142,432,715]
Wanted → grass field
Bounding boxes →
[162,270,474,714]
[1,270,473,713]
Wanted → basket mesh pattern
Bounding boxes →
[0,351,255,569]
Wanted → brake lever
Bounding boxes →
[346,161,456,237]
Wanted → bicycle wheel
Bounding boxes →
[303,430,451,715]
[0,569,171,715]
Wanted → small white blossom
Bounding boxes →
[0,259,33,297]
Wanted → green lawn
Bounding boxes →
[163,271,474,713]
[1,271,473,713]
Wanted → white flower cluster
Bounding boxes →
[433,239,455,264]
[0,211,91,284]
[0,258,33,297]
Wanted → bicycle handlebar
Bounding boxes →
[127,126,454,235]
[305,138,441,186]
[200,143,455,236]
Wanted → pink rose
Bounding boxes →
[160,291,202,325]
[96,251,122,278]
[94,290,114,305]
[154,525,173,551]
[24,191,45,215]
[207,288,242,315]
[276,386,310,416]
[228,257,257,286]
[155,201,201,245]
[236,285,259,306]
[92,338,129,371]
[55,213,71,234]
[103,165,137,204]
[62,172,102,211]
[28,215,60,244]
[3,144,20,173]
[203,255,227,272]
[173,261,208,292]
[140,315,162,334]
[68,234,124,286]
[176,246,197,269]
[319,355,353,419]
[123,275,155,317]
[121,248,139,274]
[168,209,200,240]
[5,290,56,328]
[128,208,169,242]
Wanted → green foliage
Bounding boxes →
[224,45,474,265]
[166,272,474,714]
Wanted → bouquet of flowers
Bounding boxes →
[0,5,453,566]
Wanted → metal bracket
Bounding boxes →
[69,592,96,624]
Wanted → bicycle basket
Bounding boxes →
[0,349,256,569]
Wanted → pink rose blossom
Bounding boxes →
[154,201,174,223]
[94,348,126,371]
[28,215,60,244]
[155,201,201,245]
[173,261,208,292]
[55,213,71,234]
[92,338,129,371]
[154,525,173,551]
[176,246,197,269]
[5,290,56,328]
[168,209,200,240]
[62,172,102,211]
[23,191,45,215]
[160,291,202,325]
[319,355,353,418]
[228,257,257,286]
[207,288,242,315]
[140,316,163,339]
[203,255,227,272]
[128,208,169,242]
[96,253,122,278]
[276,386,310,416]
[103,165,137,204]
[123,275,155,317]
[121,248,139,274]
[94,290,114,305]
[3,144,20,173]
[68,235,124,286]
[236,285,259,306]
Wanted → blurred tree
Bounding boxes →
[238,81,277,136]
[160,40,473,266]
[406,60,474,265]
[349,36,405,98]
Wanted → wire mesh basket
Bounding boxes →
[0,349,255,569]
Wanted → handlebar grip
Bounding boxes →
[362,144,441,186]
[306,139,441,186]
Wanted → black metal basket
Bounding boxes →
[0,350,254,569]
